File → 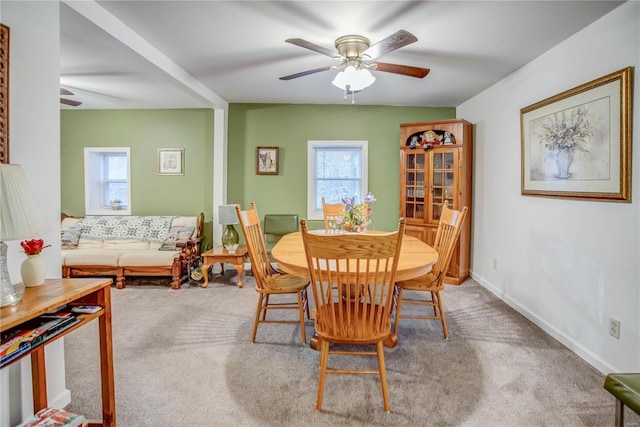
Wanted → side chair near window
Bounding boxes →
[393,205,468,340]
[263,213,299,256]
[236,203,310,344]
[321,197,345,232]
[301,218,406,413]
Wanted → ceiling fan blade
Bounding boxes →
[373,62,430,79]
[60,88,74,96]
[60,97,82,106]
[362,30,417,60]
[279,65,334,81]
[285,38,339,58]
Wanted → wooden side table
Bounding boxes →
[201,245,248,288]
[1,278,116,426]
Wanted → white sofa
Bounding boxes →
[61,213,204,290]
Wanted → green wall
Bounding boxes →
[60,109,215,245]
[60,104,455,243]
[227,104,455,232]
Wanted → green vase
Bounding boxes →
[221,224,239,251]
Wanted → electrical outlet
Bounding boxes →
[493,258,497,270]
[609,318,620,339]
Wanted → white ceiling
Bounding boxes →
[59,0,625,110]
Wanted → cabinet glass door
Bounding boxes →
[404,152,425,220]
[429,150,456,223]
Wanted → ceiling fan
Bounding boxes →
[60,88,82,107]
[279,29,430,87]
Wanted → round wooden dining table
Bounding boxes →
[271,230,438,348]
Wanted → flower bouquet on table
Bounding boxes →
[20,239,51,255]
[19,239,51,287]
[338,192,376,233]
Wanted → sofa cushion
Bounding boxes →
[102,239,150,250]
[77,238,104,250]
[170,216,198,235]
[61,226,82,249]
[77,215,175,242]
[118,250,180,267]
[62,249,121,266]
[61,217,82,231]
[159,225,196,251]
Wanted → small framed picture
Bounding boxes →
[158,148,184,175]
[256,146,279,175]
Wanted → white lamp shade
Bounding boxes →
[331,66,376,91]
[0,164,51,241]
[218,204,240,225]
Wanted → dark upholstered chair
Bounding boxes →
[264,214,299,255]
[604,373,640,426]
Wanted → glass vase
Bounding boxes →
[222,224,239,252]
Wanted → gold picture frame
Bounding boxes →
[158,148,184,175]
[1,24,9,164]
[520,67,633,202]
[256,146,279,175]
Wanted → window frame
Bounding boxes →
[84,147,131,215]
[307,140,368,220]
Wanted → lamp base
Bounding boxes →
[222,224,239,253]
[0,241,23,307]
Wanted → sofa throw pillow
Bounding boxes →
[61,226,82,249]
[159,225,195,251]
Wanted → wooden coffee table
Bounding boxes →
[201,245,249,288]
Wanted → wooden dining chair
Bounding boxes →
[236,203,310,344]
[321,197,345,232]
[301,218,406,413]
[393,205,468,340]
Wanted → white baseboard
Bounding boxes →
[48,388,71,411]
[469,270,614,375]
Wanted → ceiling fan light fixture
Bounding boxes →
[331,66,375,92]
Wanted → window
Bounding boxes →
[84,147,131,215]
[307,140,368,220]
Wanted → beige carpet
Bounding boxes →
[63,271,635,426]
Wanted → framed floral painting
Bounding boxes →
[520,67,633,202]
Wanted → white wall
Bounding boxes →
[458,1,640,373]
[0,2,67,426]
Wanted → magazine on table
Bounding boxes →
[17,407,87,427]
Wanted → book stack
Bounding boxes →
[0,307,82,366]
[17,407,87,427]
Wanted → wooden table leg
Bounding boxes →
[233,261,244,288]
[30,347,48,412]
[98,287,116,427]
[201,262,211,288]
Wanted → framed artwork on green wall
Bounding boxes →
[256,146,279,175]
[158,148,184,175]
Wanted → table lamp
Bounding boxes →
[0,164,51,307]
[218,204,240,252]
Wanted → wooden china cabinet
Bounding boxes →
[399,119,473,284]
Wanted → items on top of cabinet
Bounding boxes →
[406,129,457,150]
